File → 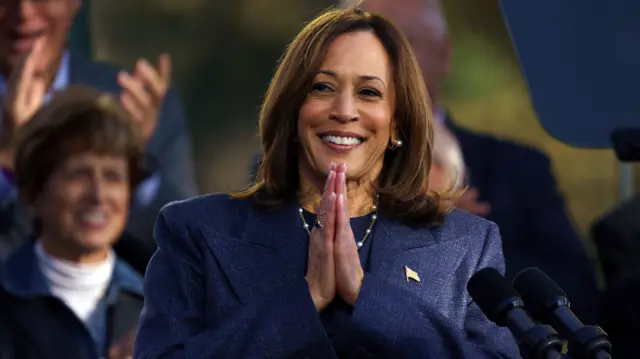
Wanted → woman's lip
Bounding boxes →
[321,139,361,153]
[76,221,109,232]
[317,132,365,140]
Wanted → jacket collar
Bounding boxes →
[208,200,441,304]
[0,239,143,300]
[238,201,440,253]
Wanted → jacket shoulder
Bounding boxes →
[158,193,253,232]
[438,209,498,243]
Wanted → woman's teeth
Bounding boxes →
[321,135,362,145]
[80,212,107,225]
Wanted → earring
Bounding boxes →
[388,139,403,150]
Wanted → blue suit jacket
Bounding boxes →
[134,194,521,359]
[449,120,600,324]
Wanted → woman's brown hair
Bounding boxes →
[235,5,452,225]
[13,85,145,204]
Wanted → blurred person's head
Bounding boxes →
[13,85,143,263]
[356,0,451,104]
[0,0,81,78]
[428,122,466,193]
[242,5,452,223]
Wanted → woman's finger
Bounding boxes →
[316,170,335,237]
[340,164,349,222]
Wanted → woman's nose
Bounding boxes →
[329,91,359,123]
[87,179,107,203]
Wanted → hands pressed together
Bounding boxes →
[0,39,171,168]
[305,162,364,312]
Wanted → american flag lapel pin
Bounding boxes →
[405,266,421,283]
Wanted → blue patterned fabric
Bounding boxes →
[134,194,521,359]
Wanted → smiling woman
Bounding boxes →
[0,85,145,359]
[297,31,395,216]
[134,5,520,359]
[242,5,442,223]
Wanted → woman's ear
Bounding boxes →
[389,119,398,141]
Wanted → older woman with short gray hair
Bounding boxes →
[428,122,467,193]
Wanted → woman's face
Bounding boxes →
[298,30,395,182]
[34,153,130,261]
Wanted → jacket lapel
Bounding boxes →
[104,258,144,353]
[368,217,438,279]
[369,216,472,316]
[207,202,309,305]
[106,291,143,353]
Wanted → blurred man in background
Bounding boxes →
[0,0,197,272]
[360,0,600,323]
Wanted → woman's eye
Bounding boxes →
[311,83,333,92]
[360,88,382,97]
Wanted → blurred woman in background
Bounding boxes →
[0,86,144,359]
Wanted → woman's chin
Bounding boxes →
[74,232,118,251]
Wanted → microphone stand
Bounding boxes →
[567,325,612,359]
[516,322,564,359]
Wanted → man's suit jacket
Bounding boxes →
[448,119,600,324]
[134,194,520,359]
[0,54,196,272]
[597,268,640,359]
[591,196,640,287]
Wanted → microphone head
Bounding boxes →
[513,267,568,321]
[467,267,523,326]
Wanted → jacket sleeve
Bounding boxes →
[133,203,336,359]
[333,223,521,359]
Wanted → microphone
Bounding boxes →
[467,267,564,359]
[513,268,612,359]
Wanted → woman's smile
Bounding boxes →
[318,131,366,153]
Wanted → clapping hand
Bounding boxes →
[117,54,171,144]
[455,188,491,217]
[1,39,47,145]
[0,39,47,168]
[305,163,364,311]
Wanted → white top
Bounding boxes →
[34,241,115,324]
